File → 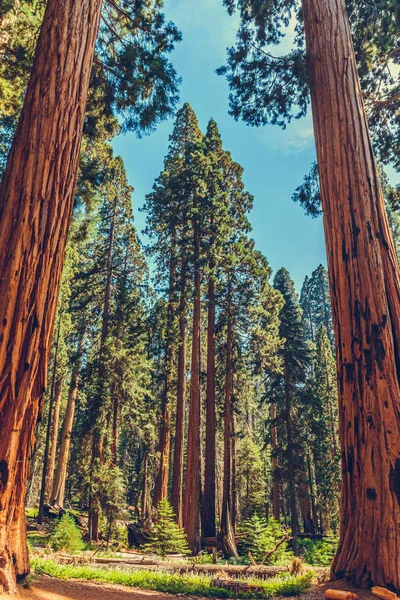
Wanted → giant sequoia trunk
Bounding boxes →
[0,0,102,590]
[154,234,176,506]
[220,304,239,558]
[51,336,84,507]
[202,268,216,537]
[183,222,201,554]
[302,0,400,589]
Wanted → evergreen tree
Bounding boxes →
[145,500,189,557]
[312,326,340,533]
[300,266,333,346]
[272,268,311,554]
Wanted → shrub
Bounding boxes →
[238,515,291,565]
[144,499,190,557]
[32,558,315,597]
[50,513,85,553]
[299,537,338,566]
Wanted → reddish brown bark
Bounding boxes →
[111,393,119,467]
[303,0,400,589]
[45,378,63,499]
[220,305,238,558]
[0,0,102,590]
[154,234,176,506]
[270,403,280,522]
[284,371,299,555]
[183,224,201,554]
[202,271,216,537]
[171,292,187,527]
[51,337,84,507]
[38,313,63,525]
[231,412,237,532]
[298,478,315,535]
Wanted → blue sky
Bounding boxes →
[113,0,397,291]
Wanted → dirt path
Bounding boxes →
[0,575,180,600]
[0,575,376,600]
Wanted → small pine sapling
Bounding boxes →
[144,500,190,557]
[50,513,85,553]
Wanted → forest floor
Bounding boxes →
[0,575,376,600]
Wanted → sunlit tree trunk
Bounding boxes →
[0,0,102,589]
[303,0,400,588]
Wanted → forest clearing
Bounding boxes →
[0,0,399,599]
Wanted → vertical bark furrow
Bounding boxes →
[0,0,103,590]
[303,0,400,588]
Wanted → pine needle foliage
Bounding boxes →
[50,513,85,554]
[145,500,189,557]
[238,515,289,565]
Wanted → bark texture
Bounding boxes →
[183,224,201,553]
[51,337,84,507]
[303,0,400,589]
[0,0,102,591]
[220,309,238,558]
[270,403,280,522]
[45,378,63,499]
[154,236,176,506]
[171,298,187,527]
[202,272,216,537]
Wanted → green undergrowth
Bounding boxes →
[299,537,338,567]
[31,558,314,598]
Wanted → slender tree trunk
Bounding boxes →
[284,371,299,555]
[89,205,115,541]
[141,449,150,518]
[231,412,237,532]
[298,477,315,534]
[111,393,119,467]
[51,336,84,507]
[45,378,63,500]
[0,0,102,589]
[171,291,187,527]
[303,0,400,588]
[307,454,318,534]
[270,403,280,522]
[202,267,216,537]
[154,234,176,505]
[183,222,201,554]
[37,312,63,524]
[220,301,238,558]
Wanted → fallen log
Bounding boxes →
[372,588,399,600]
[325,590,358,600]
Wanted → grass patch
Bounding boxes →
[25,507,39,518]
[31,558,314,598]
